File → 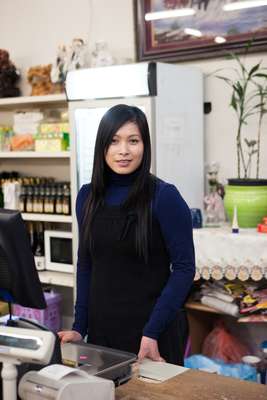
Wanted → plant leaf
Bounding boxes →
[248,63,261,77]
[230,93,238,110]
[216,75,234,86]
[254,73,267,78]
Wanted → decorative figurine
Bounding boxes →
[50,38,89,93]
[0,49,20,98]
[91,41,114,67]
[204,162,225,226]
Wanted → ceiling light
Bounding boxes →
[184,28,202,37]
[215,36,227,43]
[145,9,196,21]
[223,0,267,11]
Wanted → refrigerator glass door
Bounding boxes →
[75,106,108,188]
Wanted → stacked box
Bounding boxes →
[12,291,61,332]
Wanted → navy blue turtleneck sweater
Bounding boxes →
[73,172,195,340]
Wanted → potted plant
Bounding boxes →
[217,45,267,227]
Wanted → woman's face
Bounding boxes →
[105,122,144,175]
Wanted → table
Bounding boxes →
[116,370,267,400]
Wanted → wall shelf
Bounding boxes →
[22,213,73,223]
[0,151,70,158]
[38,271,74,287]
[0,94,67,109]
[186,301,225,315]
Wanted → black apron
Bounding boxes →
[87,205,188,365]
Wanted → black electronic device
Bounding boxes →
[0,209,46,309]
[62,342,137,386]
[0,209,62,400]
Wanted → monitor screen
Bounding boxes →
[0,209,46,309]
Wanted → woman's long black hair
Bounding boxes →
[81,104,156,261]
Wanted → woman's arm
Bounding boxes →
[143,183,195,340]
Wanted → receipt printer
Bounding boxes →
[18,364,114,400]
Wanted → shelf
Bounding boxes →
[22,213,73,223]
[186,301,225,315]
[38,271,74,287]
[0,151,70,158]
[0,94,67,109]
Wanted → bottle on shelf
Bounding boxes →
[39,184,45,213]
[55,184,63,214]
[26,185,33,213]
[34,222,44,257]
[0,180,4,208]
[44,185,52,214]
[33,185,40,213]
[28,221,37,254]
[62,183,71,215]
[19,185,26,212]
[50,184,57,214]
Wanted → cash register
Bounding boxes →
[18,340,138,400]
[0,210,136,400]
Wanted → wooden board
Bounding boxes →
[116,369,267,400]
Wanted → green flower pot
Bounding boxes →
[224,179,267,228]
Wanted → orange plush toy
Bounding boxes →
[27,64,53,96]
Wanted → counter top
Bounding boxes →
[116,369,267,400]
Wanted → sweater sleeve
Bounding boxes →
[72,184,92,337]
[143,183,195,340]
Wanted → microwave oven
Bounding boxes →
[44,230,73,273]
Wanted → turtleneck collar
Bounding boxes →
[106,168,140,187]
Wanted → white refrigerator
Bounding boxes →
[66,62,204,267]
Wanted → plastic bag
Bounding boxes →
[185,355,257,382]
[202,321,249,363]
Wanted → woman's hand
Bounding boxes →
[57,330,82,344]
[138,336,165,362]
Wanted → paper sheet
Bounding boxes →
[38,364,88,381]
[139,359,188,382]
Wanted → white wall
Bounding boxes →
[1,0,267,183]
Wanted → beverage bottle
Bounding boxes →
[35,222,44,257]
[26,185,33,213]
[28,222,37,254]
[0,178,4,208]
[55,184,63,214]
[62,183,71,215]
[19,185,26,212]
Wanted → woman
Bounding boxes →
[58,104,195,365]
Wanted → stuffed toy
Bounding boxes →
[27,64,54,96]
[0,49,20,98]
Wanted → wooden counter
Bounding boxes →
[116,369,267,400]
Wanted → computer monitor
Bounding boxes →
[0,209,46,309]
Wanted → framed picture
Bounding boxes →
[135,0,267,61]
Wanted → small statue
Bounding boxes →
[50,44,68,86]
[204,162,225,225]
[0,49,20,98]
[50,39,89,92]
[91,41,114,68]
[68,38,88,71]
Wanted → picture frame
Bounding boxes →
[134,0,267,62]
